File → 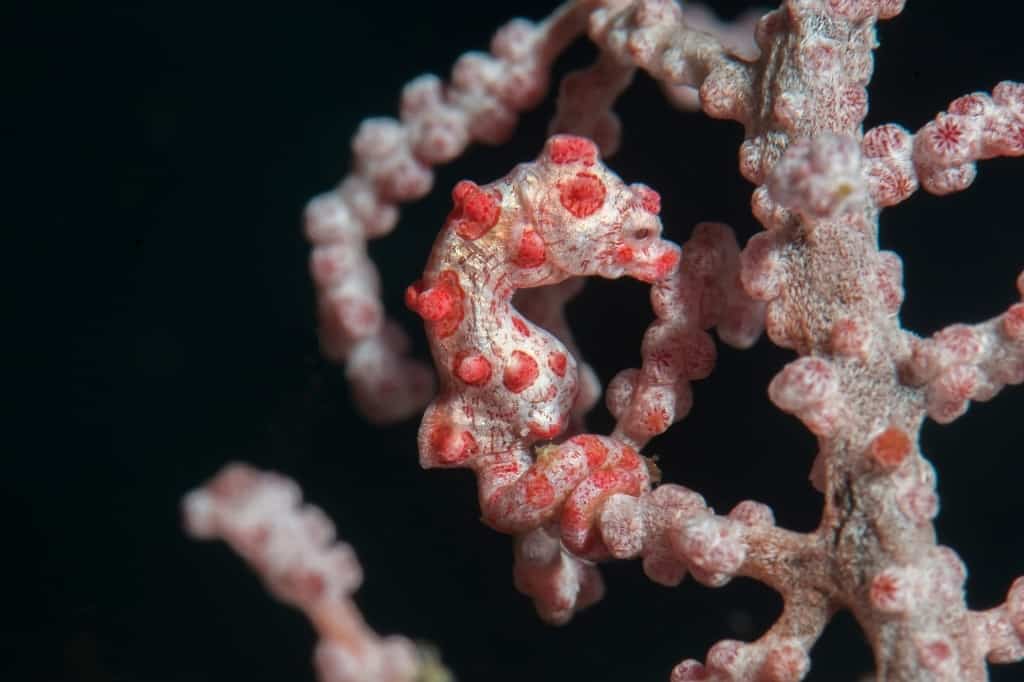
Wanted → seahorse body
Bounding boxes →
[408,135,680,547]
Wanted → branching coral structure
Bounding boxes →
[187,1,1023,680]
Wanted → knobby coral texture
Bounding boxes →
[187,1,1023,681]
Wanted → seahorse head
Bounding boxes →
[513,135,681,284]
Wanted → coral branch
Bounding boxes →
[548,49,634,157]
[899,280,1024,423]
[598,487,827,681]
[672,591,828,681]
[512,525,605,625]
[658,4,762,111]
[863,82,1024,206]
[586,0,754,123]
[912,83,1024,196]
[609,221,765,449]
[183,464,449,682]
[598,485,817,591]
[973,577,1024,664]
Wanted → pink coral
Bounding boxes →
[188,2,1023,681]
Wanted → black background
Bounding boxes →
[8,1,1024,681]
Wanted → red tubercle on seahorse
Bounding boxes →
[547,351,567,377]
[528,418,565,441]
[503,350,540,393]
[453,351,493,386]
[450,180,501,240]
[512,225,547,268]
[406,270,465,338]
[571,435,608,469]
[523,469,556,508]
[558,172,607,218]
[511,317,531,337]
[427,422,479,465]
[547,135,598,166]
[633,184,661,214]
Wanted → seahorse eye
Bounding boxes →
[632,228,651,241]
